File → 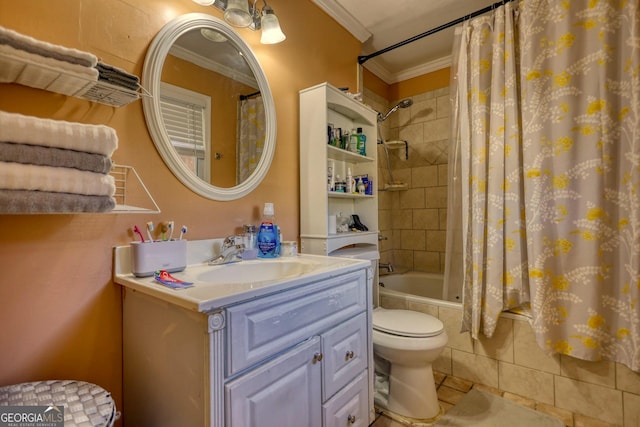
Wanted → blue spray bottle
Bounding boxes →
[257,202,280,258]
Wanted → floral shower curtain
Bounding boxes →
[237,95,265,183]
[453,0,640,370]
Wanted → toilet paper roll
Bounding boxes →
[328,215,337,234]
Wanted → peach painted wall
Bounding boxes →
[362,67,451,103]
[390,67,450,100]
[362,68,390,101]
[0,0,360,422]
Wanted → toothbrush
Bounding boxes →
[160,222,169,241]
[179,225,188,240]
[146,221,154,242]
[168,221,175,240]
[133,225,145,243]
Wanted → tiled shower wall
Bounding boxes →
[380,292,640,426]
[364,87,451,272]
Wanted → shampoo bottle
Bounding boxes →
[257,203,280,258]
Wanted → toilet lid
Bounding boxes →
[373,309,444,337]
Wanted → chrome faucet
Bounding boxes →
[379,262,394,273]
[208,235,245,265]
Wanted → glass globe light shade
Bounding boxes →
[260,10,286,44]
[223,0,252,27]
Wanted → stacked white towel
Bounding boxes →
[0,25,99,96]
[0,111,119,213]
[0,25,141,98]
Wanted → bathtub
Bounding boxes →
[378,271,462,310]
[377,271,527,321]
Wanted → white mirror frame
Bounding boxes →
[142,13,276,201]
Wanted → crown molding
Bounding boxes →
[364,55,452,84]
[392,55,452,83]
[311,0,372,42]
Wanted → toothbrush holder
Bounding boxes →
[130,240,187,277]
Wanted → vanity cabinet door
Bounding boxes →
[225,337,322,427]
[322,371,368,427]
[321,312,367,401]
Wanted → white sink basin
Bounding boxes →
[193,258,323,284]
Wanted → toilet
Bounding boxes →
[372,307,448,421]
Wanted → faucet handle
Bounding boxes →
[223,234,240,248]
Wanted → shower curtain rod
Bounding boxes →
[357,0,515,65]
[239,90,261,100]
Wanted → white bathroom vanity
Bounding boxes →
[113,239,374,427]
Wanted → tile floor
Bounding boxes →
[369,371,621,427]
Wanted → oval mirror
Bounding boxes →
[142,13,276,201]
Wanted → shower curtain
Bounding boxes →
[237,96,265,183]
[449,0,640,370]
[443,27,467,303]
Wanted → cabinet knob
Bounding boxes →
[345,350,355,361]
[347,414,356,424]
[312,352,323,364]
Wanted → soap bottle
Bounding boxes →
[356,177,366,194]
[257,203,280,258]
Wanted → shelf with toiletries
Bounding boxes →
[328,192,374,199]
[0,48,147,107]
[326,145,374,164]
[299,82,379,257]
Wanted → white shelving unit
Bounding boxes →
[299,82,379,256]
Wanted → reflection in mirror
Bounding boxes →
[142,13,276,201]
[161,27,266,187]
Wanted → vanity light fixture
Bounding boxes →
[192,0,286,44]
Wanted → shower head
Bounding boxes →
[377,98,414,122]
[396,98,414,108]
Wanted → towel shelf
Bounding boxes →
[0,50,148,107]
[110,165,160,214]
[0,165,160,214]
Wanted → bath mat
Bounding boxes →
[434,389,564,427]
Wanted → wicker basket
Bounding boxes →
[0,380,118,427]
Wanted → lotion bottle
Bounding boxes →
[328,161,335,192]
[346,167,354,193]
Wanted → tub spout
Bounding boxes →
[379,262,393,273]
